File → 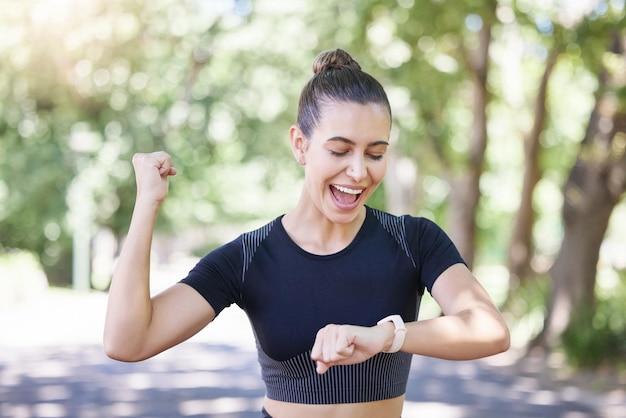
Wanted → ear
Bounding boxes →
[289,125,307,165]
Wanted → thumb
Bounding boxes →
[159,166,177,176]
[315,360,331,375]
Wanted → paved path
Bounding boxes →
[1,267,624,418]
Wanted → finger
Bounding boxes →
[152,152,174,175]
[312,325,337,355]
[325,326,353,359]
[320,325,341,363]
[316,360,331,375]
[321,327,335,363]
[159,165,177,176]
[311,328,325,362]
[311,325,356,375]
[132,152,146,169]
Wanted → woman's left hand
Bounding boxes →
[310,322,394,374]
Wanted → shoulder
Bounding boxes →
[367,206,435,236]
[240,216,282,265]
[368,206,407,230]
[366,207,417,265]
[241,217,280,244]
[366,206,458,258]
[192,217,281,268]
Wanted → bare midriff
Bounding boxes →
[263,395,404,418]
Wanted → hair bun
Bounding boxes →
[312,49,362,74]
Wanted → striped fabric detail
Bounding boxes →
[371,209,416,268]
[241,220,276,284]
[258,341,412,404]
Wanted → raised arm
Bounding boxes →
[103,152,215,362]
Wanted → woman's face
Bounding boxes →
[294,100,391,224]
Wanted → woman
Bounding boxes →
[104,49,510,418]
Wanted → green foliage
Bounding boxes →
[561,270,626,368]
[0,0,624,302]
[0,0,311,284]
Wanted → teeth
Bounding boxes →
[333,185,361,195]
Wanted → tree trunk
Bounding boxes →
[448,22,491,269]
[507,49,560,287]
[532,33,626,350]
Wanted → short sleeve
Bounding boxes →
[408,217,466,294]
[179,238,243,316]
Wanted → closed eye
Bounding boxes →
[330,150,385,160]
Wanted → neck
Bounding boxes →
[282,198,366,255]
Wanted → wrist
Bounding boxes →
[133,196,163,213]
[377,315,406,353]
[378,321,395,352]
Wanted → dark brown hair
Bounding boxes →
[297,49,391,138]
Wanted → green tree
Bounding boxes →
[0,0,309,285]
[2,0,625,370]
[534,26,626,351]
[309,1,626,363]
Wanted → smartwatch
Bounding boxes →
[377,314,407,353]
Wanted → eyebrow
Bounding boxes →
[326,136,390,147]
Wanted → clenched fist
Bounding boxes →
[132,151,177,204]
[310,322,394,374]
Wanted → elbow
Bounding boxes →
[103,333,146,363]
[103,340,135,362]
[473,309,510,357]
[491,321,511,355]
[481,306,511,356]
[103,344,146,363]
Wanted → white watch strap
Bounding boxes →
[377,314,406,353]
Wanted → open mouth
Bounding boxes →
[330,184,363,208]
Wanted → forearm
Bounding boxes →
[103,199,161,360]
[402,305,510,360]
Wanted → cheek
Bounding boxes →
[370,161,387,184]
[309,157,342,180]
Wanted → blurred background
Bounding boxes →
[1,0,625,417]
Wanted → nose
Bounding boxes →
[347,157,367,181]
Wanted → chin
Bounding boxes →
[324,203,365,224]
